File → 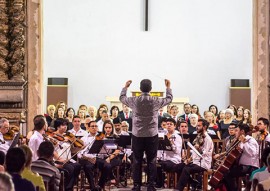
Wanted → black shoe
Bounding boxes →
[190,178,200,191]
[132,185,141,191]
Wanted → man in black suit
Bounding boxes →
[179,103,192,124]
[119,104,133,131]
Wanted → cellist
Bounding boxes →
[223,123,259,190]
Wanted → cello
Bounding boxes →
[209,139,242,188]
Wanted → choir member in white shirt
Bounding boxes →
[176,119,213,191]
[68,115,88,137]
[28,115,47,161]
[224,123,259,191]
[0,118,11,154]
[113,117,129,136]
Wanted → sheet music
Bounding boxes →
[187,141,203,158]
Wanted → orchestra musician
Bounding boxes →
[213,122,238,162]
[28,115,47,161]
[78,120,121,191]
[156,118,184,188]
[223,123,259,191]
[256,117,270,166]
[176,119,213,191]
[0,118,11,154]
[78,120,100,190]
[53,118,81,191]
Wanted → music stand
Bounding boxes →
[189,133,197,144]
[8,132,20,150]
[158,135,173,151]
[103,139,118,150]
[118,135,131,148]
[88,140,104,154]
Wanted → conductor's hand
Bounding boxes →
[165,79,171,88]
[125,80,132,88]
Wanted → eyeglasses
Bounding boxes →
[90,125,98,128]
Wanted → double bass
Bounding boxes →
[209,139,242,188]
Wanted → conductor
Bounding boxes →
[120,79,173,191]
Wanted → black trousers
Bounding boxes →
[223,164,258,191]
[176,163,205,191]
[132,135,158,187]
[63,162,81,191]
[79,157,121,189]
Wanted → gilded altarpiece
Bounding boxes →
[0,0,27,134]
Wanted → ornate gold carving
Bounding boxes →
[0,0,26,81]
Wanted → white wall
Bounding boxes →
[43,0,252,113]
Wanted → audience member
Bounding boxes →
[5,147,35,191]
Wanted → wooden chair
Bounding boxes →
[166,171,178,188]
[59,171,65,191]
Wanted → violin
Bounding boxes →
[50,132,65,142]
[42,134,60,148]
[3,126,21,141]
[96,132,105,140]
[64,132,84,148]
[3,129,15,140]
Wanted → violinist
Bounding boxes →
[77,120,102,191]
[156,118,184,188]
[223,123,259,191]
[0,118,11,154]
[28,115,47,161]
[53,118,81,191]
[176,119,214,191]
[256,118,270,165]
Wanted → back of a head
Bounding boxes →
[34,116,45,131]
[140,79,152,93]
[19,145,32,167]
[113,117,121,124]
[38,141,54,159]
[0,172,14,191]
[5,148,26,174]
[239,123,250,134]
